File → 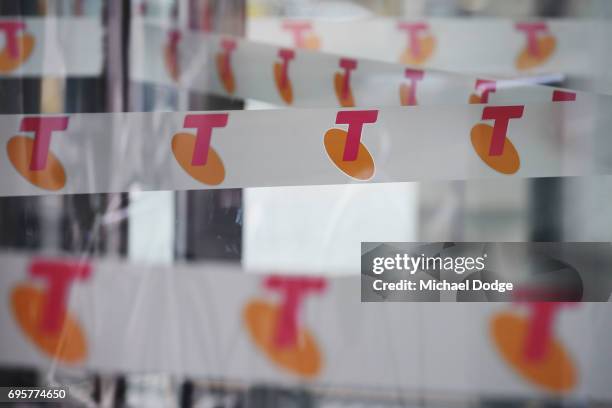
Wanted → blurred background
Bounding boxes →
[1,0,612,407]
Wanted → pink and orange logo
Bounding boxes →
[471,92,576,175]
[397,22,435,65]
[333,58,357,107]
[7,116,69,191]
[324,110,378,181]
[274,48,295,105]
[491,302,577,392]
[172,113,228,186]
[399,68,424,106]
[164,29,181,82]
[243,276,326,378]
[282,21,320,50]
[0,21,35,73]
[515,22,556,70]
[469,79,496,104]
[216,38,237,94]
[470,106,523,175]
[11,259,91,364]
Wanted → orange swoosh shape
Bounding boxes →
[164,44,179,82]
[7,136,66,191]
[303,34,321,50]
[216,53,235,94]
[491,313,576,392]
[470,124,520,174]
[333,72,355,107]
[273,62,293,104]
[399,35,435,65]
[0,34,35,73]
[172,133,225,185]
[516,36,556,70]
[324,128,374,180]
[469,93,483,104]
[11,285,87,364]
[399,83,416,106]
[243,300,322,378]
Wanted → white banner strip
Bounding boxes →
[0,99,609,197]
[0,17,103,77]
[0,251,610,400]
[248,18,612,81]
[130,19,591,108]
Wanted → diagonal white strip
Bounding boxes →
[130,19,598,108]
[248,17,611,81]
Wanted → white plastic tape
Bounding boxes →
[0,17,103,77]
[0,252,610,399]
[130,19,588,108]
[0,99,609,197]
[248,18,612,83]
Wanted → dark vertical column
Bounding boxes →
[60,0,129,256]
[0,2,42,251]
[179,380,194,408]
[60,1,109,255]
[179,0,245,262]
[0,0,41,387]
[528,179,563,241]
[536,0,569,16]
[176,0,246,402]
[527,0,567,242]
[113,375,127,407]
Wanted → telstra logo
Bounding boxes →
[324,110,378,181]
[333,58,357,107]
[469,79,496,104]
[399,68,424,106]
[0,21,35,73]
[515,22,556,70]
[171,113,228,185]
[397,22,436,65]
[282,21,320,50]
[164,30,181,82]
[274,48,295,105]
[243,276,326,378]
[216,38,237,94]
[491,302,577,392]
[7,116,69,191]
[11,259,91,364]
[470,106,523,175]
